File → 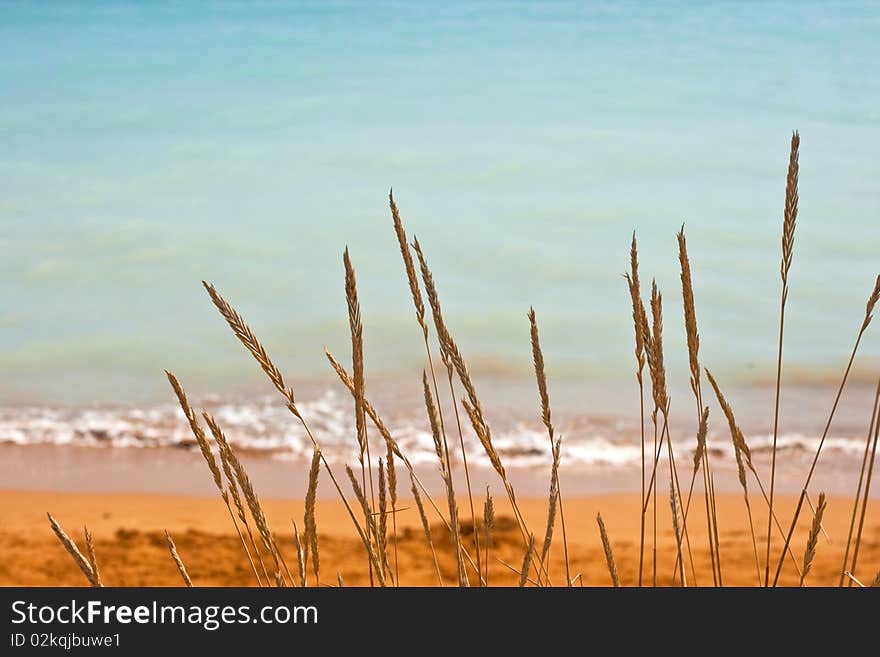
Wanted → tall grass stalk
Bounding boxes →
[767,131,800,586]
[529,307,571,585]
[677,225,719,586]
[624,233,648,586]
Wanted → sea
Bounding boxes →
[1,1,878,481]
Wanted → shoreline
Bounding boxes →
[0,443,873,499]
[2,488,877,587]
[3,375,878,486]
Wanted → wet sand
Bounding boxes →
[0,443,868,499]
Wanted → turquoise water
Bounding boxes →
[1,1,878,407]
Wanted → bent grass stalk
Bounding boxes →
[202,410,289,585]
[706,369,803,578]
[207,410,269,585]
[498,558,538,586]
[389,194,477,580]
[324,348,482,577]
[844,571,866,587]
[442,372,482,584]
[166,371,264,585]
[410,470,443,586]
[707,370,762,584]
[47,514,101,587]
[838,376,880,586]
[444,334,543,581]
[423,370,467,586]
[98,164,880,590]
[391,195,474,581]
[165,531,193,587]
[411,235,482,585]
[203,281,383,580]
[344,465,386,586]
[847,377,880,585]
[772,273,880,585]
[209,404,266,576]
[218,437,268,585]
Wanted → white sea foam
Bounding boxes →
[0,390,869,469]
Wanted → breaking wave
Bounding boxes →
[0,390,869,469]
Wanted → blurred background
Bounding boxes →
[1,2,878,483]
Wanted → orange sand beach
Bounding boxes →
[1,488,877,587]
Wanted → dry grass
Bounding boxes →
[625,235,649,587]
[164,531,193,587]
[386,437,399,584]
[345,465,386,586]
[800,492,826,586]
[47,514,101,587]
[596,513,619,587]
[669,480,685,586]
[771,271,880,585]
[204,280,382,582]
[766,130,801,586]
[203,409,283,583]
[84,526,102,587]
[43,131,880,589]
[389,189,427,334]
[411,236,484,583]
[846,377,880,585]
[707,369,763,584]
[410,470,442,585]
[483,489,495,586]
[539,438,561,577]
[530,307,571,585]
[292,522,306,586]
[677,226,720,586]
[518,534,535,587]
[304,447,321,585]
[326,346,482,578]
